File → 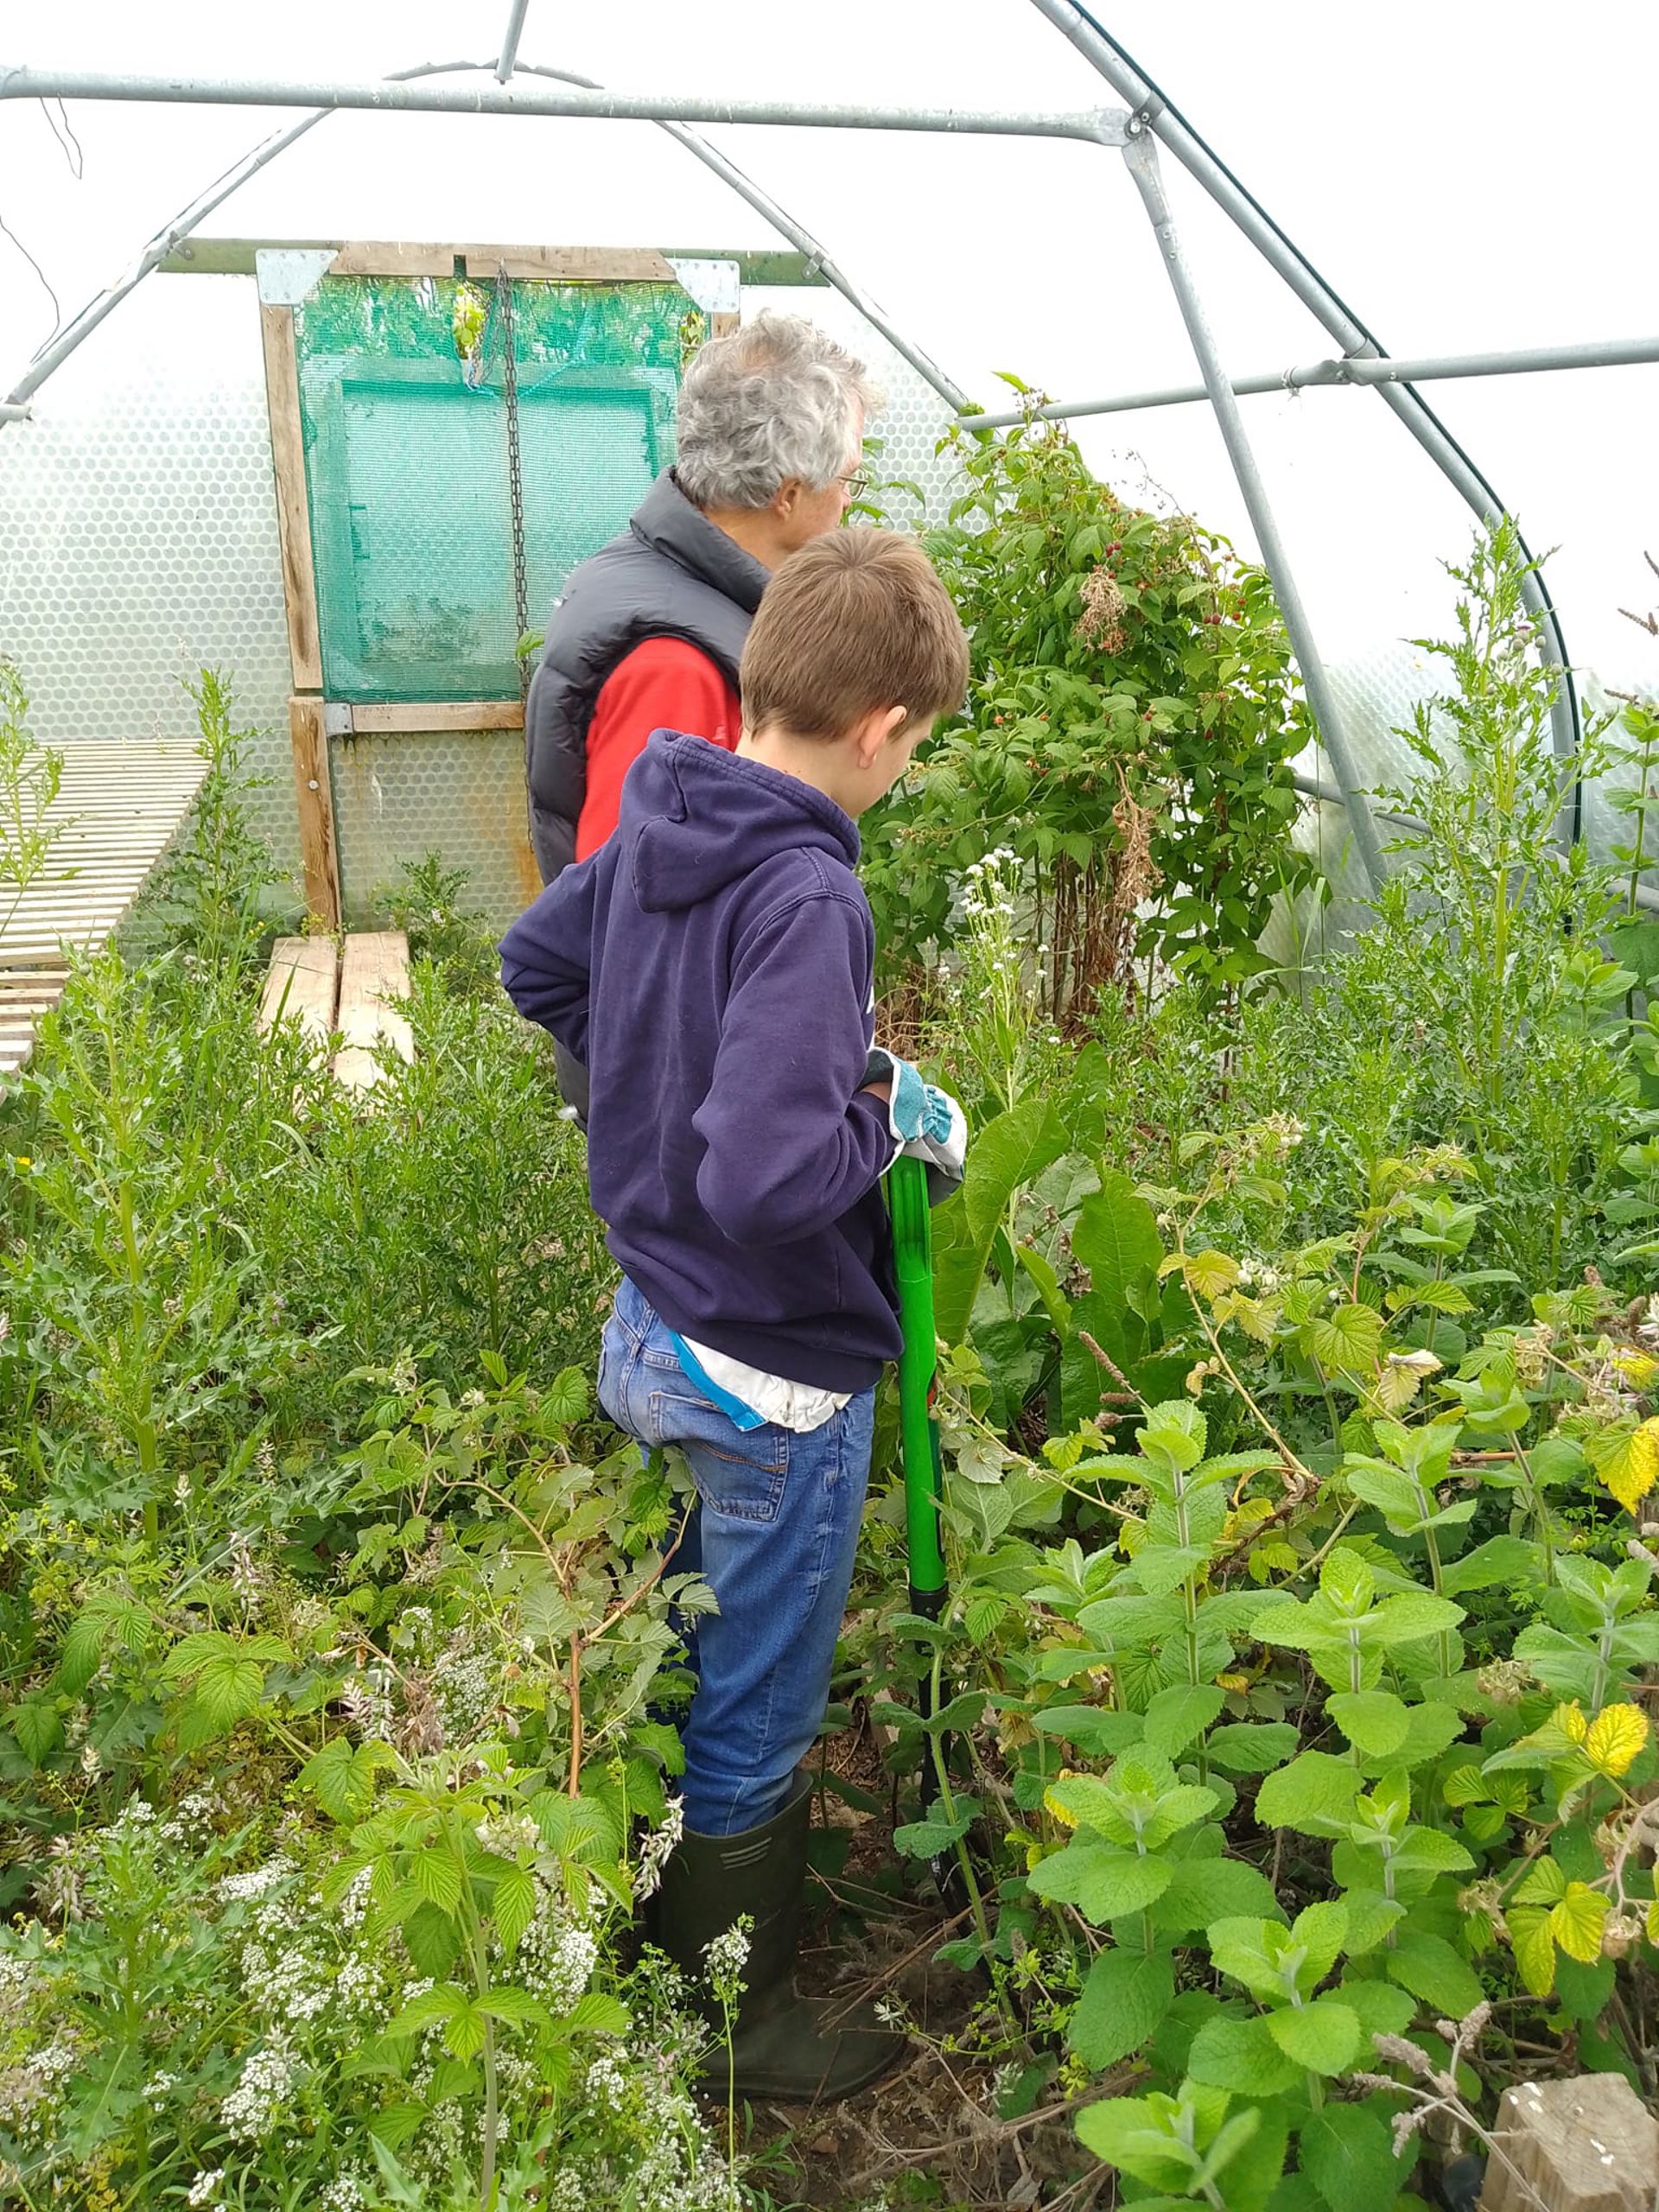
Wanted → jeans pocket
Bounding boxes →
[595,1320,631,1433]
[646,1389,791,1522]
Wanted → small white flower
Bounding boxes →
[703,1921,751,1989]
[187,2171,225,2209]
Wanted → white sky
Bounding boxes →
[3,0,1657,690]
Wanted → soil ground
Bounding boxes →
[737,1715,1112,2212]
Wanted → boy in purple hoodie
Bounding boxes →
[499,529,969,2101]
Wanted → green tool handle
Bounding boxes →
[888,1152,947,1616]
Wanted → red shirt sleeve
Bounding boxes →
[574,638,741,861]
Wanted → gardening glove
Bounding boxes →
[862,1047,967,1205]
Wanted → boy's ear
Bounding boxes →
[853,703,909,767]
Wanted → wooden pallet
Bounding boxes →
[259,931,414,1091]
[1,741,210,1078]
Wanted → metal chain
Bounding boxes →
[495,263,531,695]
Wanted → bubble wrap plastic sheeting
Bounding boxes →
[0,276,299,871]
[3,270,1651,940]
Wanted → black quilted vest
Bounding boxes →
[523,470,768,883]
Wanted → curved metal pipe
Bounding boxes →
[1026,0,1584,839]
[3,53,976,425]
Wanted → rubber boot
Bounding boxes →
[651,1770,906,2102]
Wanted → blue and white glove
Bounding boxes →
[862,1047,968,1205]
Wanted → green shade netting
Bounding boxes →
[294,274,696,702]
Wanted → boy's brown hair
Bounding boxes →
[740,528,969,741]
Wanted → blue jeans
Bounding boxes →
[597,1277,875,1838]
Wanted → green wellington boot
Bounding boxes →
[651,1771,906,2103]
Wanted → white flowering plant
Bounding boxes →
[0,1755,731,2212]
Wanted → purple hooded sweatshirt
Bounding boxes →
[499,730,901,1392]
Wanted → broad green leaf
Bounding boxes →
[302,1737,393,1823]
[56,1615,105,1695]
[1075,2091,1201,2190]
[1255,1752,1362,1835]
[893,1807,973,1858]
[1301,1303,1385,1376]
[934,1099,1068,1343]
[1072,1171,1162,1321]
[1327,1692,1410,1759]
[1206,1916,1283,2000]
[1300,2101,1414,2212]
[1509,1907,1556,1998]
[11,1697,62,1767]
[1263,1996,1361,2075]
[1440,1764,1490,1808]
[442,1997,487,2063]
[1364,1592,1465,1644]
[1389,1826,1474,1876]
[1027,1840,1173,1923]
[1030,1706,1147,1758]
[1014,1241,1071,1331]
[1335,1891,1406,1958]
[410,1847,464,1913]
[1067,1945,1174,2069]
[1320,1548,1376,1615]
[1185,1247,1243,1302]
[1185,2012,1304,2095]
[1365,1701,1465,1773]
[1143,1684,1227,1760]
[402,1902,461,1979]
[1205,1722,1300,1775]
[1441,1536,1541,1596]
[195,1655,266,1734]
[567,1992,630,2034]
[491,1863,537,1954]
[1154,1856,1281,1932]
[1510,1854,1567,1906]
[1340,1975,1418,2042]
[1549,1881,1611,1965]
[475,1984,551,2027]
[1384,1929,1484,2018]
[385,1982,464,2039]
[1288,1900,1350,1993]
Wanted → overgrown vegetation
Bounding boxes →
[864,400,1316,1015]
[3,513,1658,2212]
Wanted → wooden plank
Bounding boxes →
[1478,2075,1659,2211]
[259,304,324,691]
[328,242,459,277]
[162,238,827,286]
[347,700,524,734]
[461,245,676,283]
[333,931,413,1092]
[288,697,340,929]
[258,936,340,1054]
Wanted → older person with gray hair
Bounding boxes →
[524,314,879,886]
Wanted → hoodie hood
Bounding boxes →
[621,730,861,913]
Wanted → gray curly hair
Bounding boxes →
[675,313,882,512]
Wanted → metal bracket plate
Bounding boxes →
[665,257,741,314]
[255,248,338,308]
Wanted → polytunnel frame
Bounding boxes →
[4,0,1656,897]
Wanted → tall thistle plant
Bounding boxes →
[1315,524,1634,1283]
[0,658,68,940]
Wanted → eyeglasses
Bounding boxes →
[838,470,872,500]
